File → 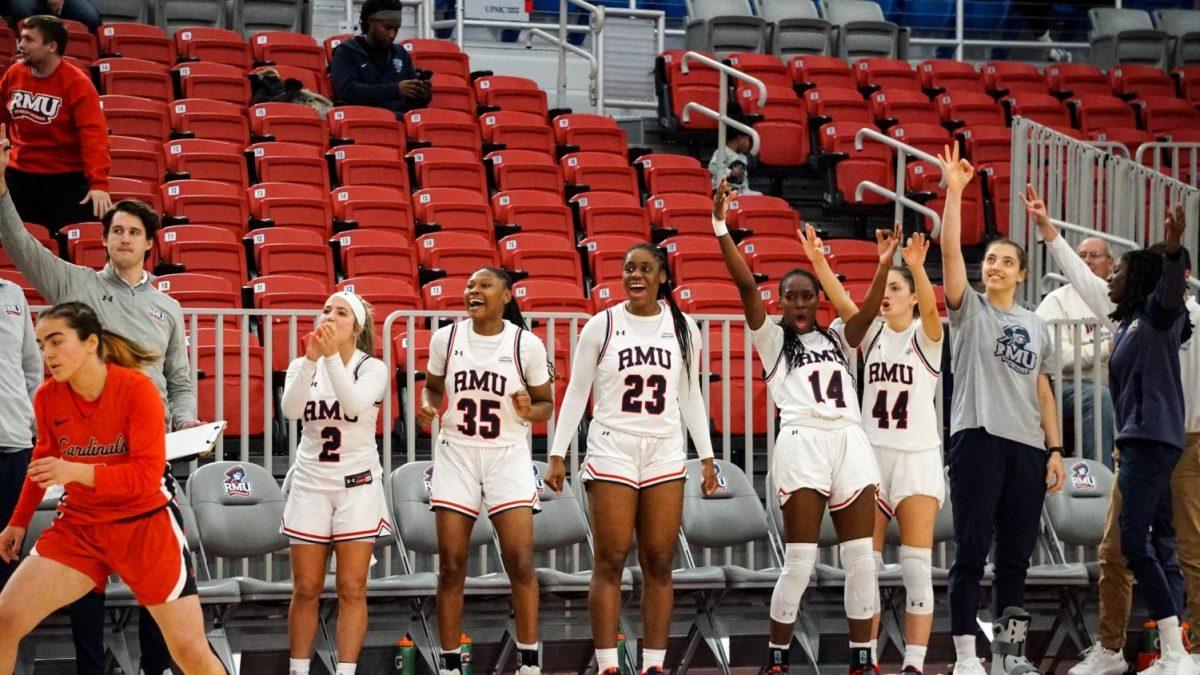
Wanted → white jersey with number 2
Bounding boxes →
[751,318,861,429]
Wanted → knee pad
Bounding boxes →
[840,537,877,621]
[873,551,885,614]
[899,545,934,616]
[770,542,816,624]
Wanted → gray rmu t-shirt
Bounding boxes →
[949,288,1054,449]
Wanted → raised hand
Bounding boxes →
[313,322,338,357]
[712,178,737,224]
[938,143,974,193]
[797,223,827,265]
[303,331,320,361]
[1165,202,1187,251]
[1019,183,1058,242]
[875,222,902,266]
[902,231,930,269]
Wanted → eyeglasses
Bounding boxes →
[1078,251,1111,261]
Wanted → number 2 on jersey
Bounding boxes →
[807,371,847,408]
[621,374,667,414]
[457,399,501,439]
[871,390,909,429]
[318,426,341,462]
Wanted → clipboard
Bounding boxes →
[166,421,227,461]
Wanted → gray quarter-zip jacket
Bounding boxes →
[0,280,38,448]
[0,192,197,428]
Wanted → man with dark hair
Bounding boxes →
[0,15,110,231]
[330,0,432,119]
[9,0,101,31]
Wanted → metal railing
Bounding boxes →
[1136,141,1200,189]
[681,50,766,172]
[854,181,945,237]
[1010,116,1200,307]
[855,126,946,229]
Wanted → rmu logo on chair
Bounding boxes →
[712,463,728,492]
[1070,461,1097,491]
[532,464,545,493]
[222,465,254,497]
[9,90,62,125]
[423,465,435,500]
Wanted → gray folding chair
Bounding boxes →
[93,0,151,23]
[757,0,832,57]
[188,460,336,674]
[682,460,817,673]
[1036,458,1112,669]
[1089,8,1170,69]
[1154,9,1200,67]
[821,0,907,59]
[237,0,306,33]
[155,0,228,33]
[388,461,510,671]
[685,0,769,57]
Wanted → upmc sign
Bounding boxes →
[464,0,530,21]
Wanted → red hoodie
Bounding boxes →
[8,364,169,529]
[0,59,110,191]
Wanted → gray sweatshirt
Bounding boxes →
[0,193,197,428]
[0,280,39,449]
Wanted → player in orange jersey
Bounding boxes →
[0,302,224,674]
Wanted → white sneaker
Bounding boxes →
[954,659,988,675]
[1070,644,1127,675]
[517,667,542,675]
[1142,653,1199,675]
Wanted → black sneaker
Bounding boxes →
[641,668,665,675]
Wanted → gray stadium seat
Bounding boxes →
[238,0,306,33]
[756,0,832,57]
[1154,9,1200,67]
[821,0,908,59]
[685,0,769,58]
[93,0,151,24]
[1089,8,1170,69]
[156,0,229,33]
[683,460,817,671]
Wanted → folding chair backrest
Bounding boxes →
[530,460,590,552]
[187,460,288,558]
[681,459,769,549]
[389,461,494,556]
[1044,458,1113,547]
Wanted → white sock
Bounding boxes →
[643,648,666,670]
[769,642,790,650]
[517,641,538,651]
[954,635,977,663]
[597,647,619,671]
[289,658,311,675]
[870,639,878,664]
[1160,617,1185,655]
[904,644,928,671]
[335,664,357,675]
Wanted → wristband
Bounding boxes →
[712,215,729,237]
[1047,446,1063,456]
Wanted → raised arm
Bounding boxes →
[844,224,901,347]
[713,179,767,330]
[902,232,943,343]
[1148,203,1189,330]
[799,223,858,322]
[937,143,975,310]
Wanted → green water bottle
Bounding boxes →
[616,633,630,674]
[393,635,415,675]
[1139,621,1160,671]
[460,634,473,675]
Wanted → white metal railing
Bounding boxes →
[1136,141,1200,189]
[1010,116,1200,307]
[854,180,944,237]
[855,127,946,228]
[681,50,766,171]
[526,28,599,110]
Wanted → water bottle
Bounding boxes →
[1138,620,1160,671]
[393,635,416,675]
[460,634,473,675]
[616,633,630,675]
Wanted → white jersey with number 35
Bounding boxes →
[751,319,861,429]
[860,319,942,451]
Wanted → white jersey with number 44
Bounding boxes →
[860,319,942,451]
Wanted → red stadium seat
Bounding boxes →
[402,39,471,80]
[485,149,564,196]
[498,233,573,267]
[195,343,266,435]
[1109,64,1174,99]
[512,279,588,312]
[331,185,415,238]
[1003,92,1071,129]
[247,182,332,238]
[960,125,1012,170]
[505,239,584,286]
[164,138,249,187]
[404,108,482,151]
[736,86,810,167]
[109,135,165,186]
[479,111,556,156]
[658,49,721,131]
[332,230,419,287]
[94,58,171,102]
[407,147,487,193]
[169,98,249,145]
[323,34,353,62]
[571,191,650,240]
[918,59,984,94]
[412,187,492,237]
[1135,96,1200,136]
[0,26,14,60]
[646,192,713,237]
[1045,64,1109,98]
[675,282,744,314]
[100,95,170,145]
[983,61,1046,96]
[817,122,894,205]
[174,27,252,70]
[870,89,937,126]
[252,65,331,100]
[0,269,45,305]
[474,75,549,117]
[166,236,247,291]
[52,18,96,62]
[327,106,406,148]
[110,177,162,212]
[935,91,1005,129]
[156,224,237,262]
[804,87,873,125]
[855,57,921,92]
[252,241,335,287]
[561,152,639,197]
[336,276,420,317]
[552,114,628,156]
[250,31,325,73]
[153,273,240,322]
[727,195,800,239]
[726,52,791,87]
[328,145,409,190]
[248,102,329,147]
[491,190,573,240]
[160,179,248,236]
[789,54,856,90]
[247,142,330,191]
[247,274,327,371]
[887,123,952,158]
[98,23,172,65]
[59,222,105,269]
[580,234,642,282]
[416,232,498,277]
[427,73,476,113]
[421,276,468,310]
[662,234,724,282]
[1173,66,1200,106]
[590,280,627,311]
[174,61,252,106]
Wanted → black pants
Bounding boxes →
[1118,438,1186,621]
[5,168,94,233]
[947,428,1048,636]
[0,448,31,590]
[69,594,174,674]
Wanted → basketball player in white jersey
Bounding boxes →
[713,179,889,675]
[279,291,390,675]
[418,266,554,675]
[801,225,944,675]
[544,242,718,675]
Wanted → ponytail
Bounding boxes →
[355,297,376,355]
[39,302,160,369]
[627,243,692,376]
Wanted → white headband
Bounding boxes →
[329,291,367,327]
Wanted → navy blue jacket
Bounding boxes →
[1109,248,1188,449]
[329,37,431,117]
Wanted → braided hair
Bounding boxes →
[1116,247,1194,344]
[777,268,851,372]
[477,266,528,329]
[626,243,693,376]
